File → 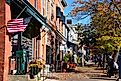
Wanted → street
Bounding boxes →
[1,0,121,81]
[45,67,117,81]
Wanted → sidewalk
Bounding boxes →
[45,78,116,81]
[44,67,118,81]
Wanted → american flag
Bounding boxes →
[7,18,28,33]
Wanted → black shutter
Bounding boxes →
[62,15,65,24]
[60,12,65,24]
[60,12,63,21]
[56,7,61,18]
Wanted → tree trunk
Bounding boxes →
[103,53,105,68]
[114,47,120,62]
[81,46,86,67]
[82,54,85,67]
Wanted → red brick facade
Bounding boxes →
[0,1,11,81]
[0,0,6,80]
[0,0,67,80]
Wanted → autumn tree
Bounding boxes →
[76,23,96,48]
[68,0,121,61]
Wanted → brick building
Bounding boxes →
[0,0,11,81]
[0,0,67,81]
[39,0,67,71]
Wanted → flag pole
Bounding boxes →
[16,6,27,19]
[15,6,27,74]
[16,6,27,50]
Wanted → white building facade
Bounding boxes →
[66,23,78,54]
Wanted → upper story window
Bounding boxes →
[56,7,61,18]
[61,0,67,7]
[34,0,38,9]
[46,0,51,18]
[42,0,44,7]
[51,3,54,21]
[47,0,49,14]
[41,0,44,15]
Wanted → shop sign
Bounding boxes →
[60,46,64,50]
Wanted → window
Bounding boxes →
[47,0,50,18]
[42,44,44,56]
[51,3,54,21]
[41,0,44,15]
[34,0,38,9]
[36,38,38,59]
[43,8,44,16]
[42,0,44,7]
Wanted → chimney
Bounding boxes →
[67,19,72,24]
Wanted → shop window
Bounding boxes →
[36,38,38,59]
[46,45,53,64]
[42,44,44,57]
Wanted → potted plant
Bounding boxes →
[63,54,71,72]
[29,60,44,79]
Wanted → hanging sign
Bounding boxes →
[60,45,64,50]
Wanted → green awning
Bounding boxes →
[21,0,52,31]
[6,0,10,4]
[9,0,52,32]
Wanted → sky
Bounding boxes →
[64,0,91,25]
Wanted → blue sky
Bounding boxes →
[64,0,91,25]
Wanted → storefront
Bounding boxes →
[67,41,78,53]
[45,31,55,70]
[7,0,52,75]
[55,30,66,71]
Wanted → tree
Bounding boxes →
[76,24,96,48]
[68,0,121,61]
[92,8,121,61]
[68,0,121,20]
[76,23,96,66]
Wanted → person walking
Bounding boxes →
[98,54,102,67]
[107,56,114,77]
[73,52,78,64]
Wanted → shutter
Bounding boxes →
[60,12,65,24]
[56,7,61,18]
[62,15,65,24]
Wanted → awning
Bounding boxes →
[6,0,10,4]
[67,41,77,48]
[9,0,52,32]
[55,30,66,42]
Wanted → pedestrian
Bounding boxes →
[94,54,98,65]
[97,54,102,67]
[107,56,114,77]
[73,52,78,64]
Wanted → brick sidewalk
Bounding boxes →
[44,67,117,81]
[45,78,116,81]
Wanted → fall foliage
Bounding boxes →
[69,0,121,57]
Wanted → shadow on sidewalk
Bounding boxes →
[90,75,118,81]
[90,77,117,80]
[46,76,59,80]
[94,67,106,70]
